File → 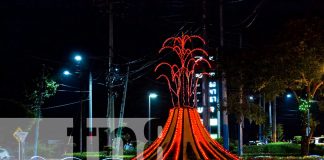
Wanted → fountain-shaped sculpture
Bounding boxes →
[133,34,239,160]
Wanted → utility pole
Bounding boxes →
[201,0,210,133]
[218,0,230,150]
[238,85,244,156]
[106,0,115,152]
[237,32,244,156]
[79,65,83,152]
[115,65,129,155]
[221,72,229,149]
[34,64,45,157]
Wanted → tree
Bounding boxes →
[223,49,267,155]
[25,65,59,157]
[264,17,324,155]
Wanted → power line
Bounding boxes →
[231,0,267,29]
[41,99,89,110]
[57,90,90,93]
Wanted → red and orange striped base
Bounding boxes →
[132,107,239,160]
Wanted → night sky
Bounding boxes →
[1,0,324,140]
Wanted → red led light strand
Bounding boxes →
[134,35,239,160]
[174,108,183,160]
[162,108,183,159]
[132,109,175,160]
[189,109,209,159]
[146,109,174,157]
[192,110,227,159]
[155,34,211,107]
[193,110,239,160]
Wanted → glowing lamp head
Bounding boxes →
[286,94,292,98]
[63,70,72,76]
[149,93,158,98]
[74,55,82,62]
[249,96,254,101]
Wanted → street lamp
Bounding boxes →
[148,93,158,143]
[74,55,82,62]
[63,70,72,76]
[286,93,292,98]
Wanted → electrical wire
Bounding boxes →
[231,0,266,29]
[27,55,63,64]
[41,99,89,110]
[126,23,195,81]
[59,84,80,89]
[57,90,90,93]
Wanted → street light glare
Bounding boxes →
[74,55,82,62]
[249,96,254,100]
[286,94,292,98]
[149,93,158,98]
[63,70,71,76]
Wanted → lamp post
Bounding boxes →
[74,54,84,152]
[148,93,158,143]
[64,54,93,152]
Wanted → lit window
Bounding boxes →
[209,96,217,103]
[209,82,216,88]
[210,118,217,126]
[210,134,218,139]
[210,106,215,113]
[197,107,203,113]
[209,89,216,95]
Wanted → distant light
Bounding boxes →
[74,55,82,62]
[210,134,218,139]
[197,107,203,113]
[210,106,215,113]
[149,93,158,98]
[195,73,203,78]
[249,96,254,100]
[63,70,71,76]
[210,118,218,126]
[286,94,292,98]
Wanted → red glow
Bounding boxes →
[132,35,239,160]
[155,34,211,107]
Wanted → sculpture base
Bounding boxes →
[133,107,239,160]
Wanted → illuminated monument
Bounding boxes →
[133,34,238,160]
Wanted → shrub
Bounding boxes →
[293,136,302,144]
[244,142,301,157]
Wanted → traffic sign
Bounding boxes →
[13,127,28,142]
